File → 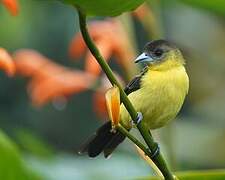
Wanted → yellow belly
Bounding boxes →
[120,66,189,129]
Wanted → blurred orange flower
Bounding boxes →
[14,50,95,106]
[92,74,124,120]
[132,3,150,20]
[69,19,136,78]
[1,0,19,16]
[93,89,108,120]
[132,3,160,39]
[0,48,16,77]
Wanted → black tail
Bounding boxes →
[79,121,126,158]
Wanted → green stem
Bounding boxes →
[77,9,174,180]
[117,124,164,179]
[117,124,151,157]
[138,123,174,179]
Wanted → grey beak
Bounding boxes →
[135,53,154,63]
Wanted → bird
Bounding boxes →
[79,39,189,158]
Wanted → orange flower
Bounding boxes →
[29,70,95,106]
[69,20,136,78]
[105,85,120,130]
[0,48,15,77]
[14,50,95,106]
[14,50,48,77]
[93,89,108,120]
[2,0,19,16]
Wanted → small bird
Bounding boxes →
[79,40,189,158]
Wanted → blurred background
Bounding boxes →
[0,0,225,179]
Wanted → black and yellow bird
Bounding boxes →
[79,40,189,158]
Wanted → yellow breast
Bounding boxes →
[120,65,189,129]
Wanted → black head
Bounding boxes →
[144,40,177,58]
[135,40,179,64]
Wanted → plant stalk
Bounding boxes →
[117,124,151,156]
[77,9,174,180]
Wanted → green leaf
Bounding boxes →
[15,129,54,158]
[60,0,145,16]
[138,169,225,180]
[179,0,225,16]
[0,130,40,180]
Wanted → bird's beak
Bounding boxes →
[134,53,154,63]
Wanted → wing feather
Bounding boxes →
[124,66,148,95]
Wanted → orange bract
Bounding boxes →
[14,50,95,106]
[105,85,120,129]
[69,20,136,77]
[0,48,16,77]
[2,0,19,16]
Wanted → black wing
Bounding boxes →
[124,66,148,95]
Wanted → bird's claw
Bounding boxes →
[136,112,143,124]
[150,143,160,159]
[131,112,143,125]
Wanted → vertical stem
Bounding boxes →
[117,124,152,158]
[77,9,174,180]
[138,123,174,179]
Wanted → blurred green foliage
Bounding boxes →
[15,129,54,158]
[142,170,225,180]
[180,0,225,16]
[0,130,40,179]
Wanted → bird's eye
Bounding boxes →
[153,49,163,58]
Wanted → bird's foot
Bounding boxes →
[134,112,143,125]
[150,143,160,159]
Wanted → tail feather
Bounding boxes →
[103,131,125,158]
[79,121,126,158]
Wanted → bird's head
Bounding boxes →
[135,40,185,71]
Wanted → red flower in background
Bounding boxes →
[92,74,124,120]
[14,50,95,106]
[69,19,136,77]
[0,48,16,76]
[1,0,19,16]
[13,48,125,120]
[132,3,149,20]
[12,18,138,119]
[93,89,107,119]
[132,3,160,39]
